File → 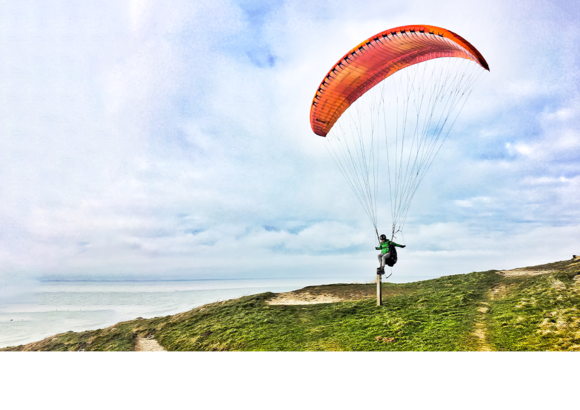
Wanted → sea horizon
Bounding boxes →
[0,274,429,349]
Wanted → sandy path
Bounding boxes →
[135,337,166,351]
[266,291,343,305]
[498,268,556,277]
[474,303,492,351]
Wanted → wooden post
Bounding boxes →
[377,272,382,306]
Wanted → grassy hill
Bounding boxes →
[3,258,580,351]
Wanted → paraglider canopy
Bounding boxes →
[310,24,489,137]
[309,24,489,240]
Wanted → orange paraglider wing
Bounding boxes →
[310,24,489,137]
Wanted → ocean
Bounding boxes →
[0,276,365,349]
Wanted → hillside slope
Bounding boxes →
[3,258,580,351]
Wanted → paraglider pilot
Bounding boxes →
[376,234,405,274]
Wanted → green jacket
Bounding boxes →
[376,239,403,254]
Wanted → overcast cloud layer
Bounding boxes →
[1,0,579,284]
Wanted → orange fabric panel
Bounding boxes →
[310,25,490,137]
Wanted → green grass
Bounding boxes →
[3,258,580,351]
[486,269,580,351]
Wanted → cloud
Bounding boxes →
[454,197,492,209]
[0,0,579,282]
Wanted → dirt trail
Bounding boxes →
[498,268,557,277]
[473,281,517,351]
[135,337,166,351]
[472,281,512,352]
[473,301,492,351]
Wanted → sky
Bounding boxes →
[1,0,579,284]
